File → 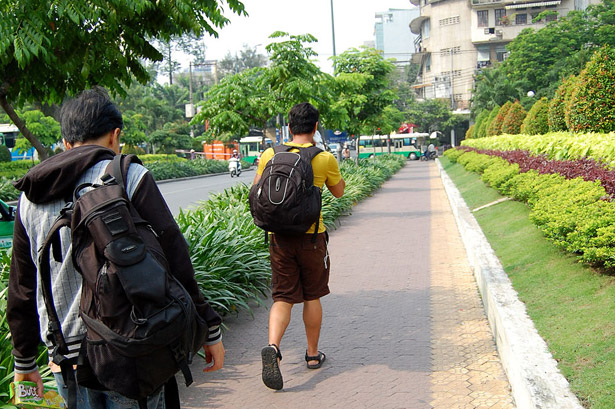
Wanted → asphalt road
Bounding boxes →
[157,169,254,216]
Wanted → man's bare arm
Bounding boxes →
[326,178,345,198]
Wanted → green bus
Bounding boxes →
[239,136,273,165]
[358,133,429,160]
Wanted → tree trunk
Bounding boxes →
[0,93,49,161]
[168,45,173,85]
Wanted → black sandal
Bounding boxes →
[261,344,283,390]
[305,350,326,369]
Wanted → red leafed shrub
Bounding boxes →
[487,101,512,136]
[460,147,615,197]
[501,101,527,135]
[567,45,615,133]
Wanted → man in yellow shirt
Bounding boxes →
[253,103,345,390]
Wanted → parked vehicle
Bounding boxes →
[0,199,14,248]
[229,157,242,177]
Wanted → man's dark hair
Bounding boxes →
[60,86,123,145]
[288,102,319,135]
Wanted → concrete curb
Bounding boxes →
[436,160,583,409]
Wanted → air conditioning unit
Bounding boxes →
[496,29,503,37]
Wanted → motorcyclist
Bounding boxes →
[422,143,436,160]
[229,149,242,175]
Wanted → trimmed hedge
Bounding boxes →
[465,124,475,139]
[502,100,527,135]
[568,45,615,133]
[445,147,615,269]
[548,75,576,132]
[460,132,615,166]
[488,101,512,137]
[521,97,549,135]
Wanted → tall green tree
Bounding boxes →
[471,68,517,115]
[406,99,453,134]
[193,32,336,140]
[0,0,246,160]
[13,109,61,153]
[218,45,268,78]
[331,47,398,135]
[472,0,615,113]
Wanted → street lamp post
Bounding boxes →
[330,0,336,57]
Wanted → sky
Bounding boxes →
[181,0,416,74]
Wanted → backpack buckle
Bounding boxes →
[101,173,117,186]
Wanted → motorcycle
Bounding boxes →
[420,150,437,161]
[229,157,242,177]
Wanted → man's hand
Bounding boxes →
[14,370,43,397]
[203,342,225,372]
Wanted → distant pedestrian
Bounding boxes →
[252,102,345,390]
[342,144,350,160]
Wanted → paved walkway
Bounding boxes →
[178,161,515,408]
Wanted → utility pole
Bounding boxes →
[450,48,455,110]
[330,0,337,57]
[189,62,193,108]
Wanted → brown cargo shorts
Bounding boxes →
[269,232,330,304]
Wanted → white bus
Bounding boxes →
[358,133,429,160]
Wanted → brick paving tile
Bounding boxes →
[178,161,515,408]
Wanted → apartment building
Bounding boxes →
[409,0,598,109]
[374,8,420,65]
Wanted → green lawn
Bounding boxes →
[441,156,615,409]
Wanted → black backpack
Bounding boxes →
[39,154,208,408]
[248,145,323,239]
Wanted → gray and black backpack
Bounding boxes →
[39,154,208,409]
[249,145,323,239]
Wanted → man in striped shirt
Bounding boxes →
[7,87,224,408]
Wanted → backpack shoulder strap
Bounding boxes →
[273,145,291,154]
[106,154,142,191]
[38,210,72,357]
[299,145,323,162]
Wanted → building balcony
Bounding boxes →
[470,0,561,7]
[472,19,545,43]
[410,15,430,35]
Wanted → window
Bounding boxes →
[425,54,431,72]
[477,10,489,27]
[496,45,507,62]
[545,12,557,22]
[495,9,506,25]
[477,45,490,62]
[515,13,527,24]
[440,16,460,26]
[423,19,430,38]
[440,46,461,56]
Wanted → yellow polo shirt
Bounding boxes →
[256,143,342,233]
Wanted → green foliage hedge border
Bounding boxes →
[461,132,615,166]
[445,148,615,269]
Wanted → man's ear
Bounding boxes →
[63,139,73,150]
[109,128,121,153]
